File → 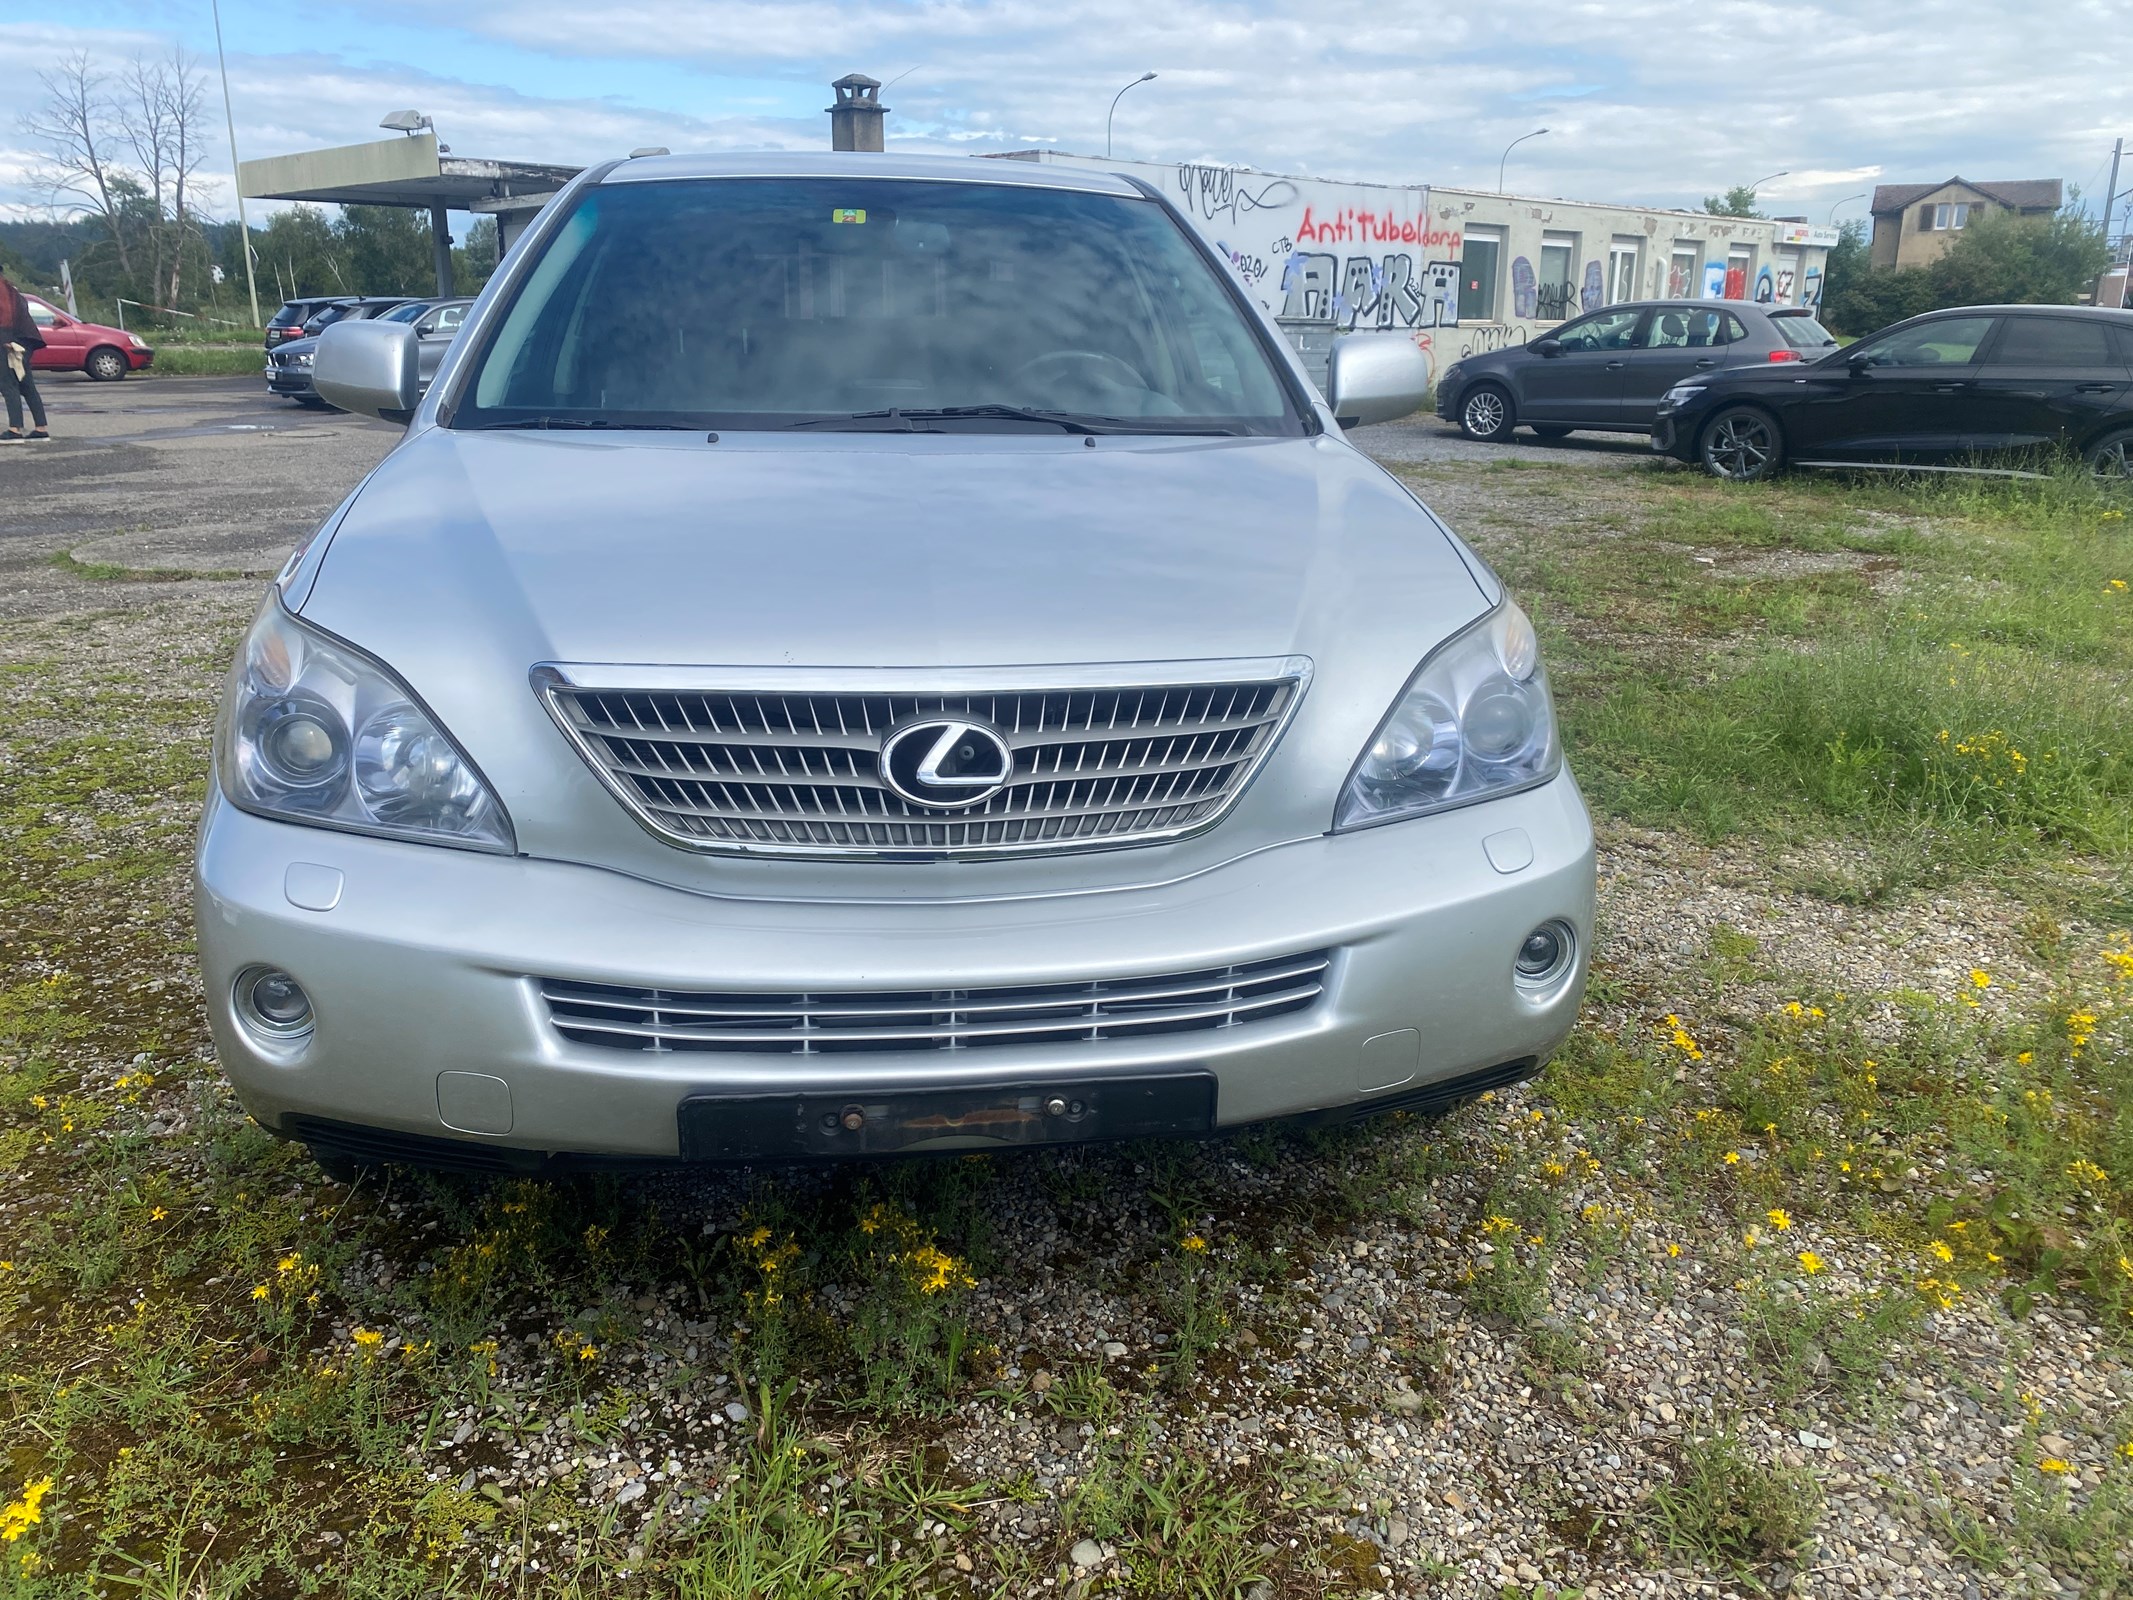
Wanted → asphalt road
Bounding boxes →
[0,374,1647,617]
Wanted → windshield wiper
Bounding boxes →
[465,417,703,431]
[786,405,1241,437]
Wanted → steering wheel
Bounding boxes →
[1011,349,1149,396]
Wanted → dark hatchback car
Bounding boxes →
[1653,305,2133,481]
[266,297,348,348]
[1438,300,1836,442]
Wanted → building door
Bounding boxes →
[1459,233,1502,322]
[1607,242,1640,304]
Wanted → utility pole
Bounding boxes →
[211,0,262,328]
[2104,138,2125,264]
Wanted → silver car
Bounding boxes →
[196,153,1595,1173]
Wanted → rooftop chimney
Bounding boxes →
[828,74,887,152]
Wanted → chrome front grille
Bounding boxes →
[540,950,1332,1055]
[536,660,1308,858]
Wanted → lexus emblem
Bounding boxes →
[879,718,1015,809]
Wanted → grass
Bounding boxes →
[142,347,267,378]
[4,462,2133,1594]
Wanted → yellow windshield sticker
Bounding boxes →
[831,208,867,224]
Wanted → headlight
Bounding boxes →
[1661,383,1705,405]
[217,594,514,852]
[294,352,314,367]
[129,334,149,350]
[1335,601,1561,830]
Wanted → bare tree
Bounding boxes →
[121,50,212,306]
[23,52,132,278]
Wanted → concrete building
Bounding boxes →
[997,152,1835,391]
[1868,178,2064,269]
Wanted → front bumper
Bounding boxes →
[1650,409,1698,460]
[196,773,1596,1163]
[266,365,315,397]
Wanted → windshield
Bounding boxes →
[455,176,1301,434]
[1773,314,1835,348]
[380,302,429,324]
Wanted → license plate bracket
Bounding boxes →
[677,1073,1217,1161]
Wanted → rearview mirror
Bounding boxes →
[315,319,420,423]
[1325,332,1432,428]
[1529,337,1564,357]
[1846,350,1873,374]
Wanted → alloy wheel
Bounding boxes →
[1705,414,1774,480]
[2091,438,2133,480]
[1463,391,1506,438]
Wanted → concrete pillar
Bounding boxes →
[828,74,887,152]
[430,203,454,296]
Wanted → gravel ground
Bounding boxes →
[3,388,2127,1596]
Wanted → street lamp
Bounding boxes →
[1749,169,1789,194]
[1498,128,1548,194]
[1107,73,1156,160]
[1827,191,1867,223]
[381,110,450,153]
[209,0,260,328]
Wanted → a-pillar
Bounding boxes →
[430,203,455,296]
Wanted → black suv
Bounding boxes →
[1653,305,2133,480]
[1437,301,1836,442]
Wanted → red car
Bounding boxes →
[23,296,155,380]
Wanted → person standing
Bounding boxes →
[0,271,51,443]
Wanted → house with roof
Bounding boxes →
[1868,178,2064,269]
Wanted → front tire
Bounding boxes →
[84,346,130,382]
[1699,405,1783,482]
[1458,383,1516,443]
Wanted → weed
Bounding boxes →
[1649,1427,1821,1572]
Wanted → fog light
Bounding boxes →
[237,966,313,1038]
[1514,921,1575,986]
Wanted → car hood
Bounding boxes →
[295,428,1495,893]
[275,336,320,357]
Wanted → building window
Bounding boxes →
[1537,235,1577,320]
[1920,202,1973,232]
[1725,244,1754,299]
[1607,240,1640,304]
[1667,245,1699,299]
[1459,231,1502,321]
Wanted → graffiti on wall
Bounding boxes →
[1535,276,1578,321]
[1776,268,1796,302]
[1801,267,1823,308]
[1044,154,1458,332]
[1702,261,1727,299]
[1753,266,1775,304]
[1581,260,1604,312]
[1511,256,1537,319]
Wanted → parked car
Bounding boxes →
[300,297,414,339]
[201,153,1594,1177]
[267,298,348,349]
[21,296,154,380]
[1437,301,1836,442]
[1653,305,2133,481]
[267,298,472,407]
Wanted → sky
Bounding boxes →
[2,0,2130,241]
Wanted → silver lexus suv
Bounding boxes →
[195,154,1595,1174]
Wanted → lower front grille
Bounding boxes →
[540,950,1333,1056]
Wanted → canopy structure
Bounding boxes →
[238,134,582,294]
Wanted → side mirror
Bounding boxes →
[315,319,421,423]
[1325,332,1432,429]
[1529,337,1564,358]
[1846,351,1873,375]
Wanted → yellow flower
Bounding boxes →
[0,1478,52,1543]
[2069,1159,2109,1186]
[1743,1226,1761,1248]
[2017,1051,2034,1064]
[744,1224,773,1248]
[2038,1457,2073,1475]
[577,1343,599,1361]
[1180,1233,1208,1254]
[1797,1250,1825,1275]
[1767,1208,1793,1232]
[1723,1150,1741,1166]
[1970,969,1991,990]
[277,1253,302,1274]
[1928,1240,1954,1263]
[149,1207,166,1222]
[351,1327,384,1350]
[2120,1441,2133,1462]
[250,1284,270,1301]
[1665,1242,1682,1259]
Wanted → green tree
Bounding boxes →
[336,205,434,295]
[1928,204,2108,307]
[451,216,499,294]
[1703,185,1764,218]
[256,204,345,298]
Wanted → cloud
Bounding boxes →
[2,1,2125,229]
